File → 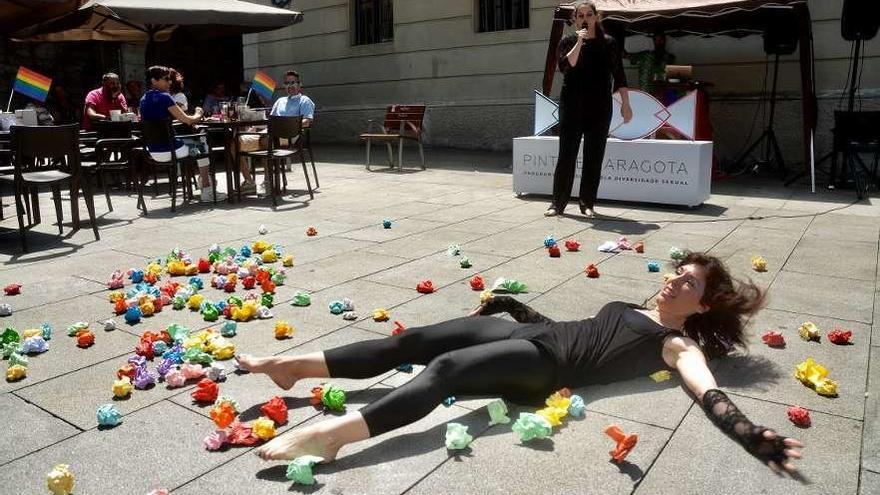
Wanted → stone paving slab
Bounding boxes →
[0,400,240,495]
[0,276,105,312]
[333,218,447,243]
[360,225,490,260]
[407,405,673,495]
[803,213,880,243]
[365,250,511,291]
[0,393,79,465]
[784,237,878,281]
[475,245,605,293]
[767,271,874,324]
[634,395,863,495]
[862,470,880,495]
[527,274,662,322]
[285,250,412,292]
[862,347,880,472]
[706,224,803,262]
[576,374,693,430]
[462,220,586,258]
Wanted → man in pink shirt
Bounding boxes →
[82,72,128,131]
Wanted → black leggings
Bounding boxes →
[553,101,612,212]
[323,316,557,437]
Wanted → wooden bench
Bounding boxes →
[359,104,426,172]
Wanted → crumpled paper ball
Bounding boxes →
[392,320,406,336]
[66,322,88,337]
[152,340,168,357]
[762,331,785,347]
[107,270,125,290]
[282,254,294,267]
[124,306,142,325]
[191,378,219,403]
[548,245,561,257]
[101,318,116,332]
[206,362,226,382]
[799,321,821,342]
[252,239,271,254]
[181,363,206,380]
[372,308,390,322]
[261,249,278,264]
[164,369,186,388]
[616,236,632,251]
[787,406,811,427]
[2,341,21,359]
[210,400,238,429]
[598,240,618,253]
[511,412,553,442]
[6,364,27,382]
[259,224,269,235]
[669,247,686,260]
[795,357,838,397]
[204,429,229,451]
[0,303,11,316]
[41,322,53,340]
[479,290,494,303]
[568,394,586,418]
[564,239,580,251]
[442,396,456,407]
[9,351,28,367]
[286,455,323,485]
[486,399,510,426]
[585,264,600,278]
[649,369,671,382]
[188,294,205,311]
[21,336,48,354]
[1,326,19,344]
[342,311,358,320]
[274,321,294,339]
[446,244,461,257]
[306,226,318,236]
[156,357,175,378]
[751,255,768,272]
[46,463,75,495]
[605,424,638,463]
[4,282,22,295]
[647,261,661,272]
[112,376,134,398]
[261,396,289,425]
[459,257,472,268]
[444,422,473,450]
[22,327,42,339]
[261,292,274,308]
[133,366,156,389]
[76,330,95,348]
[220,321,237,338]
[543,235,557,248]
[633,240,645,253]
[328,300,344,315]
[310,386,324,406]
[321,384,347,411]
[828,328,853,345]
[396,363,413,372]
[469,275,485,291]
[491,277,528,294]
[382,219,392,229]
[416,280,435,294]
[536,405,567,426]
[212,341,236,361]
[96,403,122,427]
[252,416,277,440]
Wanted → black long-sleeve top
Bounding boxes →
[557,33,628,103]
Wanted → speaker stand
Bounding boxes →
[733,54,787,177]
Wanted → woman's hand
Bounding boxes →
[468,303,487,317]
[753,428,804,475]
[621,102,633,124]
[576,28,588,42]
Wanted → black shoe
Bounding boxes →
[579,201,588,215]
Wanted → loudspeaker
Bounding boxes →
[842,0,879,41]
[762,6,799,55]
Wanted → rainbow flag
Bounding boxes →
[12,66,52,103]
[251,70,276,101]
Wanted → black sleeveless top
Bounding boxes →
[511,301,678,389]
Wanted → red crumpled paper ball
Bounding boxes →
[548,245,561,258]
[76,330,95,348]
[3,283,21,295]
[306,226,318,236]
[633,241,645,253]
[198,258,211,273]
[135,339,155,360]
[310,386,324,406]
[114,299,129,315]
[827,328,853,345]
[469,275,485,291]
[223,280,237,293]
[392,321,406,336]
[159,330,172,344]
[256,271,270,284]
[160,281,180,298]
[191,378,219,404]
[222,305,234,318]
[152,298,164,312]
[228,421,259,446]
[787,406,811,427]
[242,276,256,290]
[416,280,435,294]
[143,272,158,285]
[564,240,580,252]
[761,331,785,347]
[210,401,237,429]
[260,396,289,425]
[585,264,600,278]
[117,363,136,380]
[605,425,638,463]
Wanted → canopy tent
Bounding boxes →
[542,0,817,189]
[10,0,303,64]
[0,0,80,34]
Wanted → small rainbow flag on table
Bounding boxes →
[251,70,276,101]
[12,66,52,103]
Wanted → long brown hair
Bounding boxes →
[573,1,606,39]
[675,252,766,359]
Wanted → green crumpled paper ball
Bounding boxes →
[1,327,19,344]
[202,305,219,322]
[292,291,311,307]
[2,341,22,358]
[459,257,472,269]
[9,352,29,368]
[183,347,213,366]
[321,385,347,411]
[487,399,511,426]
[444,422,473,450]
[172,296,186,310]
[261,293,274,308]
[166,323,189,343]
[226,295,243,308]
[285,455,324,485]
[511,412,552,442]
[66,322,88,337]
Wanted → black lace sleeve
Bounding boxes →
[481,296,555,324]
[701,389,790,464]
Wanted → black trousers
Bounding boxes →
[323,316,557,437]
[552,99,612,212]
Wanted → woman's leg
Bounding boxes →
[578,110,612,209]
[256,338,556,461]
[553,104,585,213]
[236,316,525,390]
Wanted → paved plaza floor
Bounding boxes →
[0,145,877,494]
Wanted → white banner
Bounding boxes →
[513,136,713,207]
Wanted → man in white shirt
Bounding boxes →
[238,70,315,194]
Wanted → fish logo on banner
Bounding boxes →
[533,89,697,140]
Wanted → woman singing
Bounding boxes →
[237,252,803,475]
[546,1,633,218]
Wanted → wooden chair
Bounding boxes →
[87,120,134,211]
[240,115,314,207]
[0,124,99,252]
[360,104,426,172]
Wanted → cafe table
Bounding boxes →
[200,117,268,203]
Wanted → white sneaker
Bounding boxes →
[257,182,269,196]
[201,186,227,202]
[240,181,257,194]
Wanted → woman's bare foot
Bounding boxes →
[257,424,341,462]
[234,354,299,390]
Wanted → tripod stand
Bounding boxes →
[732,53,787,177]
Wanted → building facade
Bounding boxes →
[244,0,879,167]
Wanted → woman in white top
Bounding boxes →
[169,68,189,111]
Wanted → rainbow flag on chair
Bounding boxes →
[251,70,276,101]
[12,66,52,103]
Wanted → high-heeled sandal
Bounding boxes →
[544,207,559,217]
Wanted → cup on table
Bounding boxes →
[110,109,122,121]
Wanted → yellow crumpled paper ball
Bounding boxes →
[274,321,294,339]
[212,341,236,360]
[108,291,125,302]
[167,260,187,276]
[146,262,163,276]
[649,370,671,382]
[22,328,43,339]
[232,301,258,322]
[798,321,820,341]
[814,378,838,396]
[6,364,27,382]
[282,254,294,267]
[252,240,271,254]
[112,376,134,398]
[795,357,838,396]
[750,256,767,272]
[535,406,567,427]
[545,392,571,411]
[46,463,75,495]
[371,308,390,322]
[139,300,155,317]
[479,290,494,304]
[187,294,205,311]
[253,416,277,440]
[261,249,278,263]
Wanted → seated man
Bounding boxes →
[238,69,315,195]
[82,72,128,131]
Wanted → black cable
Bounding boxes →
[856,45,865,111]
[837,41,855,111]
[727,55,770,176]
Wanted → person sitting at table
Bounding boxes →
[47,84,79,125]
[169,68,189,111]
[203,80,230,116]
[82,72,128,131]
[625,32,675,97]
[125,79,143,114]
[140,65,224,202]
[237,69,315,195]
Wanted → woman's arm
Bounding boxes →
[469,295,554,324]
[666,336,804,474]
[167,104,203,126]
